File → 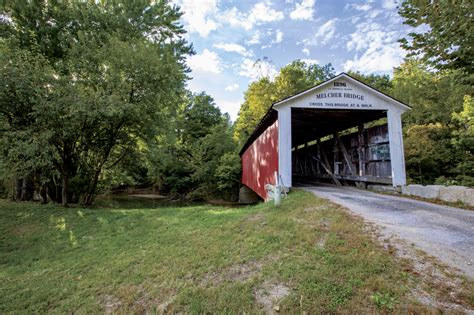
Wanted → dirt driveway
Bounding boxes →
[303,185,474,278]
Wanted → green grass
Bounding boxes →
[0,190,456,313]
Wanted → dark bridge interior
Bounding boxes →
[291,108,391,187]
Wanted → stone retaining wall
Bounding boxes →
[401,184,474,207]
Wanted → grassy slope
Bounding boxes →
[0,190,454,313]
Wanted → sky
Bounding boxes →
[173,0,412,120]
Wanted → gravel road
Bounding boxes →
[303,185,474,278]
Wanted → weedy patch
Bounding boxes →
[102,294,122,314]
[255,281,290,314]
[201,260,262,286]
[9,223,41,236]
[371,291,396,311]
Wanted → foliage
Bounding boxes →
[233,60,335,146]
[146,92,239,200]
[0,0,192,205]
[404,123,454,185]
[392,59,473,186]
[370,292,396,311]
[392,59,471,125]
[346,71,392,94]
[215,152,242,201]
[450,95,474,186]
[233,77,276,145]
[399,1,474,75]
[1,190,459,313]
[273,60,335,100]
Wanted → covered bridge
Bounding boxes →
[239,73,410,201]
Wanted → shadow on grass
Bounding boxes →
[93,194,205,210]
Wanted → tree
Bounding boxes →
[450,95,474,186]
[233,77,276,145]
[392,59,471,125]
[215,152,242,201]
[347,71,392,94]
[146,92,238,200]
[0,45,55,202]
[0,0,192,205]
[274,60,334,99]
[399,1,474,75]
[233,60,335,146]
[404,123,454,184]
[182,92,223,142]
[392,58,473,186]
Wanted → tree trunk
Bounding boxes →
[40,185,48,204]
[15,178,22,201]
[83,168,101,206]
[23,177,34,201]
[62,175,69,207]
[21,178,28,201]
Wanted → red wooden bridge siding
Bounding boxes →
[241,120,279,200]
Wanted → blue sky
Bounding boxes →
[173,0,411,120]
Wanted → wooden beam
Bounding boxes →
[334,132,357,176]
[357,124,365,176]
[315,174,392,185]
[315,139,342,186]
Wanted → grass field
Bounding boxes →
[0,190,471,313]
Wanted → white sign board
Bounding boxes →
[280,79,392,111]
[309,81,375,109]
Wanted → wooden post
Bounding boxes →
[387,109,407,186]
[358,124,365,176]
[316,144,321,174]
[316,139,342,186]
[277,107,292,188]
[334,132,357,176]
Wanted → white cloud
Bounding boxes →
[343,21,406,73]
[225,83,239,92]
[351,16,360,24]
[366,9,382,19]
[346,22,397,52]
[175,0,219,37]
[315,19,337,45]
[301,58,319,65]
[221,1,284,31]
[381,0,397,10]
[290,0,315,20]
[217,99,241,121]
[302,47,310,56]
[343,45,405,73]
[344,3,372,12]
[239,58,278,81]
[213,43,253,57]
[275,30,284,43]
[188,49,222,74]
[247,31,261,45]
[261,29,284,49]
[250,1,285,22]
[221,7,253,30]
[297,18,337,47]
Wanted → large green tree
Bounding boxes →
[392,59,471,125]
[146,92,238,200]
[391,58,473,185]
[399,0,474,75]
[0,0,192,205]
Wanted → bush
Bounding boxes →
[215,153,241,201]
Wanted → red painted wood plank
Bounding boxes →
[241,120,279,200]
